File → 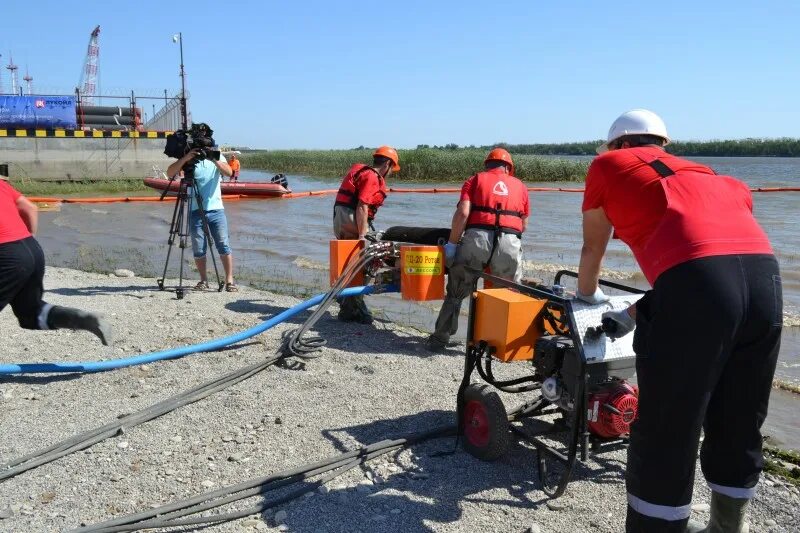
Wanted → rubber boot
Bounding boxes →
[685,492,750,533]
[47,305,113,346]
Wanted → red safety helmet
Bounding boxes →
[373,145,401,171]
[485,148,514,174]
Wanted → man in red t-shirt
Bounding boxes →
[0,180,112,344]
[332,146,398,323]
[427,148,529,351]
[577,109,780,533]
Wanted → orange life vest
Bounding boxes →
[334,163,387,220]
[465,170,527,236]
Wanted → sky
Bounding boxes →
[1,0,798,148]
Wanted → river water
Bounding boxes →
[32,156,800,448]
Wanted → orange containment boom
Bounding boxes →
[399,245,445,301]
[472,288,548,362]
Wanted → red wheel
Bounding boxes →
[462,384,510,461]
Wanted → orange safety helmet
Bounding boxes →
[373,145,401,172]
[484,147,514,174]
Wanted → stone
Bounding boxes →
[274,509,288,524]
[222,435,234,443]
[525,524,542,533]
[390,508,402,515]
[546,500,566,511]
[318,486,330,494]
[170,436,183,443]
[691,503,710,512]
[275,417,283,425]
[0,507,13,519]
[241,517,261,527]
[117,441,129,449]
[114,269,135,278]
[277,526,289,532]
[201,480,215,488]
[765,519,777,527]
[228,453,245,463]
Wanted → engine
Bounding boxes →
[533,336,639,439]
[587,381,639,438]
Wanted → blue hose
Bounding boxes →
[0,285,396,375]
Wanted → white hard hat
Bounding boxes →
[597,109,670,154]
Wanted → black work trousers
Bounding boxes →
[0,236,47,330]
[625,254,782,532]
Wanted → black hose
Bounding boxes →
[76,428,455,532]
[0,356,283,482]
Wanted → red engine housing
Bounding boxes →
[587,381,639,438]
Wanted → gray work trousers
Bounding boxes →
[431,228,523,344]
[332,205,371,319]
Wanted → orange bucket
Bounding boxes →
[329,239,365,287]
[400,245,445,301]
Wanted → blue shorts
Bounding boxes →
[190,209,232,258]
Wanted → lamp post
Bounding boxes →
[172,32,188,130]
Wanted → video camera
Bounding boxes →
[163,122,221,162]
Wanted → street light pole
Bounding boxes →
[174,32,188,130]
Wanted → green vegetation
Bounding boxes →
[763,446,800,486]
[242,148,589,182]
[486,138,800,157]
[9,178,148,196]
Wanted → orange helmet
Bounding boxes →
[373,145,401,171]
[484,147,514,174]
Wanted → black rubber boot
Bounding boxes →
[47,305,113,346]
[685,492,750,533]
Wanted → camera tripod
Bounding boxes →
[157,165,224,299]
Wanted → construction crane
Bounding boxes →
[78,25,100,105]
[6,54,19,94]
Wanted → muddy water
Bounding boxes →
[33,156,799,448]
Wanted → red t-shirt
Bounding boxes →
[583,147,772,284]
[0,181,32,244]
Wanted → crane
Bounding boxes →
[78,25,100,105]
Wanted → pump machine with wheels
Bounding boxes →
[456,268,645,498]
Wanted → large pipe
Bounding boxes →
[0,285,393,375]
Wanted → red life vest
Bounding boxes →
[334,163,387,220]
[629,150,773,284]
[465,170,528,236]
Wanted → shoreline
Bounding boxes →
[0,267,798,532]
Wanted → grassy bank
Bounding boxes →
[9,178,148,196]
[241,148,589,182]
[480,138,800,157]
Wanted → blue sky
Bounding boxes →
[2,0,798,148]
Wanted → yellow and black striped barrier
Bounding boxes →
[0,129,173,139]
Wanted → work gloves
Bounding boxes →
[575,287,611,305]
[601,309,636,339]
[444,242,458,262]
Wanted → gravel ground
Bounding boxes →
[1,267,798,533]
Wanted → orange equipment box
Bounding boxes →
[400,245,445,301]
[472,288,548,362]
[329,239,365,287]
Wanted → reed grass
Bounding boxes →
[241,148,589,182]
[9,178,148,196]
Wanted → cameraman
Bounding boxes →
[167,146,238,292]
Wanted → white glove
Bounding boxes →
[576,287,610,305]
[601,309,636,339]
[444,242,458,262]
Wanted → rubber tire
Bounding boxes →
[462,384,510,461]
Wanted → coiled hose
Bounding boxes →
[283,241,396,359]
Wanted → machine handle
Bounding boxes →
[554,270,646,295]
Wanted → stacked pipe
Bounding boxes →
[76,104,142,131]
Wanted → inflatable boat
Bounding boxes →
[143,175,290,197]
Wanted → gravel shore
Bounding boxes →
[1,267,798,532]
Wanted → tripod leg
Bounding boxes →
[192,187,224,292]
[158,186,184,290]
[176,186,193,300]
